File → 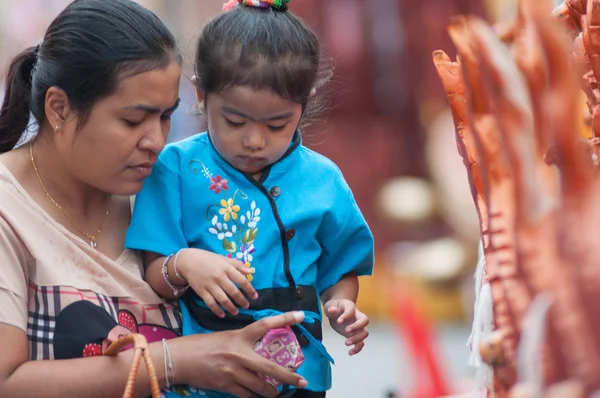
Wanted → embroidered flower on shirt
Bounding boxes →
[219,198,240,222]
[237,243,256,263]
[187,386,208,395]
[211,199,261,276]
[191,160,262,283]
[241,200,261,229]
[189,160,214,180]
[208,216,237,240]
[209,175,228,194]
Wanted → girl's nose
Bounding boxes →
[243,129,266,150]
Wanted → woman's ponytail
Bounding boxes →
[0,46,38,154]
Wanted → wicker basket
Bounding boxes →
[103,333,161,398]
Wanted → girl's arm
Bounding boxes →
[320,272,359,304]
[143,249,257,318]
[144,251,185,301]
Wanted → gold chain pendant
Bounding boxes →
[89,238,98,249]
[30,142,111,250]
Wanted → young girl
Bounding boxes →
[125,1,374,397]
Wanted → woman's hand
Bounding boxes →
[177,248,258,317]
[173,311,309,398]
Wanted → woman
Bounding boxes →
[0,1,307,397]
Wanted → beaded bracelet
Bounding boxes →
[161,253,188,297]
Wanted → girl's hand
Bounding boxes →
[175,311,309,398]
[324,298,370,355]
[177,248,258,317]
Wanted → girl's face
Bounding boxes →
[203,86,303,176]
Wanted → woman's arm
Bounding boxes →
[0,323,167,398]
[0,312,307,398]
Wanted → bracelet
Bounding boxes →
[173,249,186,281]
[162,338,175,389]
[161,253,188,297]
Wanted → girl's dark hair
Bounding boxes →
[0,0,178,154]
[194,6,330,121]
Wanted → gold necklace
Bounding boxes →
[29,142,112,249]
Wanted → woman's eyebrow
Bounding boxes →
[123,98,181,114]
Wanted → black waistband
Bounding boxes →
[181,285,323,341]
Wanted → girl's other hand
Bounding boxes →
[177,248,258,317]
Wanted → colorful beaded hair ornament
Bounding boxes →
[223,0,291,11]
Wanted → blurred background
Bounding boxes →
[0,0,522,396]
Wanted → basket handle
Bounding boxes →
[103,333,162,398]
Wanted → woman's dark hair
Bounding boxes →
[0,0,178,154]
[194,6,330,122]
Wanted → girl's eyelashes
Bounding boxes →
[225,117,289,133]
[225,117,245,128]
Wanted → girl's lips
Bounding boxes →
[238,155,265,164]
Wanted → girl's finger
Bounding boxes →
[230,259,253,275]
[222,279,250,309]
[337,303,355,324]
[326,305,340,319]
[210,286,238,315]
[345,328,369,347]
[199,290,226,318]
[345,314,370,333]
[349,340,365,356]
[227,267,259,300]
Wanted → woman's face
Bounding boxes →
[56,60,181,195]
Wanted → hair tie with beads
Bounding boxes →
[223,0,291,12]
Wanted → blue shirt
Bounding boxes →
[125,132,374,396]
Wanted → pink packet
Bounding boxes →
[253,325,306,388]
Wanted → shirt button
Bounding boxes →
[270,186,281,197]
[286,228,295,240]
[299,335,310,347]
[295,286,304,300]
